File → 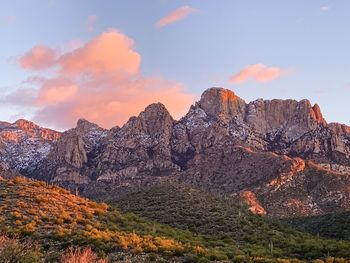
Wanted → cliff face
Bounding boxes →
[180,88,348,168]
[2,87,350,217]
[0,119,61,173]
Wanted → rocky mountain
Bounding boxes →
[32,118,107,185]
[0,119,61,174]
[1,87,350,218]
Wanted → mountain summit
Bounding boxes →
[0,87,349,217]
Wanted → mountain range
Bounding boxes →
[1,87,350,218]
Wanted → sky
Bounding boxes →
[1,0,349,130]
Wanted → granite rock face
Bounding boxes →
[33,119,107,185]
[3,88,350,217]
[0,119,61,173]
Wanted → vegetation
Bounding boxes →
[113,184,350,260]
[1,177,350,262]
[0,235,42,263]
[61,247,107,263]
[282,212,350,241]
[0,177,211,261]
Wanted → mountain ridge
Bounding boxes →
[1,87,350,218]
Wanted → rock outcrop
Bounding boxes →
[0,119,61,173]
[33,119,107,185]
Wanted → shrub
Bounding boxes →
[148,252,157,261]
[23,221,37,234]
[0,235,42,263]
[12,211,22,219]
[234,255,249,263]
[60,247,107,263]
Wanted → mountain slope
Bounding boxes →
[0,176,231,261]
[283,211,350,241]
[111,183,350,259]
[1,176,350,261]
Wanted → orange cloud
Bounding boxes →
[156,6,195,28]
[36,83,78,106]
[8,30,194,129]
[36,78,192,129]
[19,45,57,70]
[59,31,141,76]
[230,64,287,84]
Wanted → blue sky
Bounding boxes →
[1,0,349,129]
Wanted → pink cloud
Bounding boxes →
[87,15,97,31]
[8,30,194,129]
[61,39,84,53]
[156,6,195,28]
[59,31,141,76]
[33,78,192,129]
[36,81,79,106]
[19,45,57,70]
[230,64,287,84]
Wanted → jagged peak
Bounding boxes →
[60,119,107,145]
[143,102,172,116]
[311,104,326,125]
[76,118,103,130]
[11,119,61,134]
[121,102,174,136]
[199,87,245,104]
[136,103,174,125]
[244,96,328,128]
[8,119,61,142]
[197,87,246,119]
[329,122,350,134]
[14,119,39,130]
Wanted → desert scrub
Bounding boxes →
[0,177,209,258]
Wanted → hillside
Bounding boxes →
[112,184,350,260]
[283,212,350,241]
[1,177,350,262]
[0,176,234,262]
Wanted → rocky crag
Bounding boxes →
[0,119,61,174]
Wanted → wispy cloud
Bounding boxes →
[230,64,290,84]
[156,6,195,28]
[320,5,330,12]
[19,45,57,70]
[4,30,194,129]
[86,15,97,31]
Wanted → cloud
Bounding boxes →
[19,45,57,70]
[320,5,330,11]
[36,81,79,106]
[58,31,140,76]
[230,64,288,84]
[87,15,97,31]
[156,5,195,28]
[7,30,194,129]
